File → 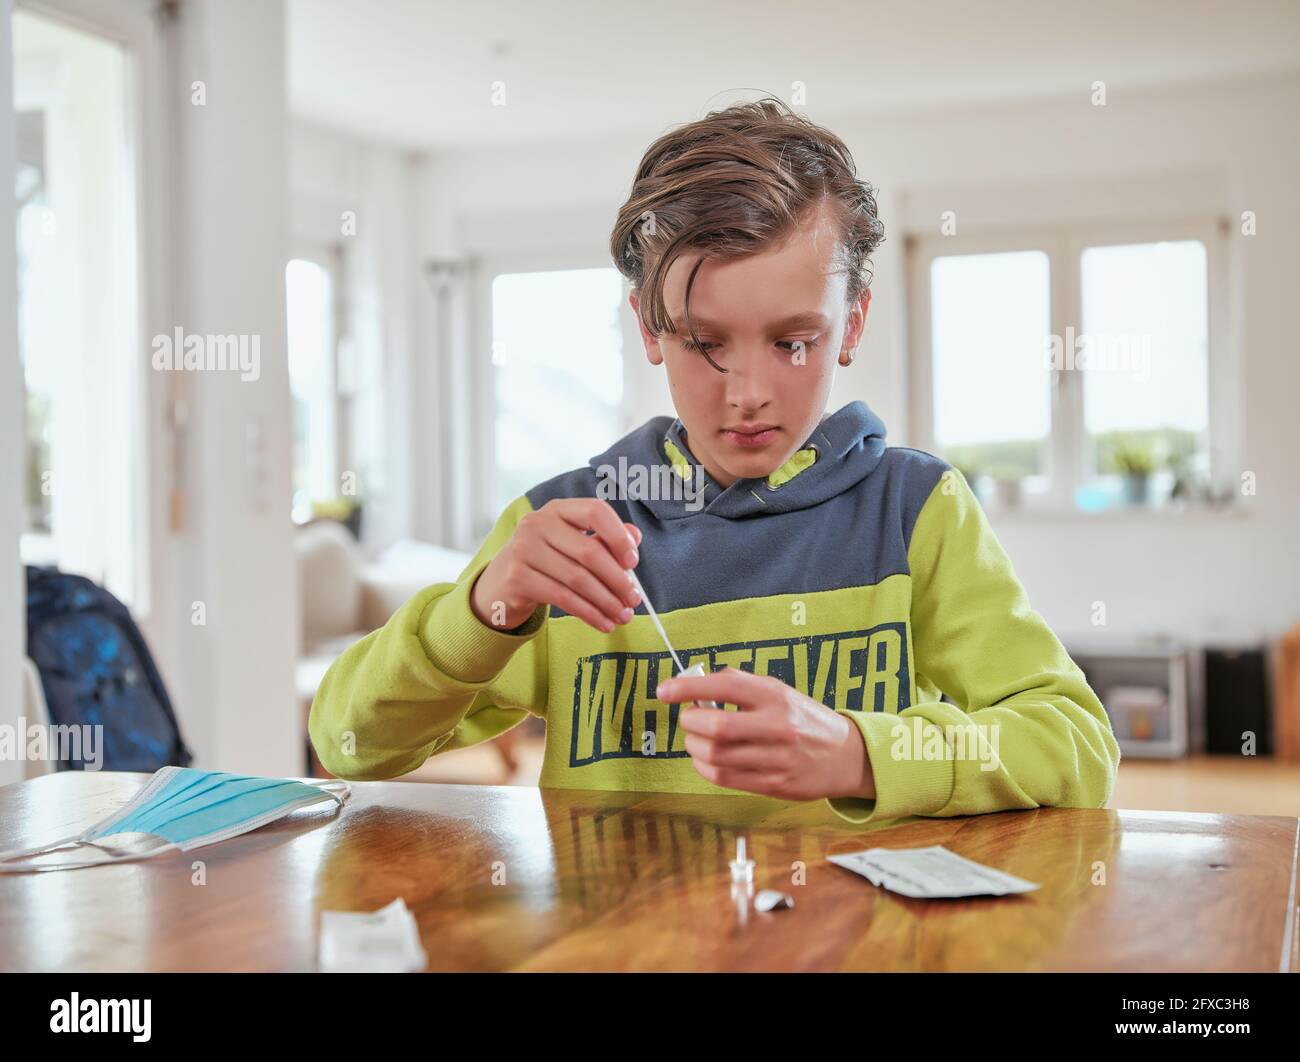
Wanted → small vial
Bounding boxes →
[729,835,755,886]
[679,663,722,710]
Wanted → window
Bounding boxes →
[489,268,625,515]
[14,11,145,604]
[930,251,1052,481]
[1080,241,1209,505]
[286,256,338,521]
[910,223,1222,512]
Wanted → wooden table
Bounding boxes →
[1,771,1296,972]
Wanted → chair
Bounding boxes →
[21,656,55,780]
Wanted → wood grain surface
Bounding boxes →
[0,771,1295,972]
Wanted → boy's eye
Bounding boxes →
[680,337,718,355]
[677,337,819,358]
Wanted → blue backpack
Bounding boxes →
[25,566,192,771]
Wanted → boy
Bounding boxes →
[309,99,1120,826]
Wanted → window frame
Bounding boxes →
[906,215,1233,513]
[286,242,346,518]
[470,251,626,543]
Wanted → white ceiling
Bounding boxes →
[288,0,1300,151]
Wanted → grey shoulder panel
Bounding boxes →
[524,466,601,511]
[881,447,951,550]
[521,445,951,620]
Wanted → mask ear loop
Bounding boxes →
[0,832,87,864]
[0,834,177,873]
[317,780,351,804]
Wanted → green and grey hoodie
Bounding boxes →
[309,401,1120,826]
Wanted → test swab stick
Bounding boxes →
[626,567,720,708]
[627,568,683,672]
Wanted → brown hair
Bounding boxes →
[610,97,885,372]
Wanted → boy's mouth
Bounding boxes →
[721,423,779,449]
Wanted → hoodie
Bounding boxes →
[309,401,1120,826]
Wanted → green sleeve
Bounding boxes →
[826,471,1121,825]
[308,495,549,779]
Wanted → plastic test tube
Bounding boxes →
[677,663,722,710]
[729,835,755,885]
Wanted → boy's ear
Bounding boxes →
[838,288,871,366]
[629,290,665,366]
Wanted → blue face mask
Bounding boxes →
[0,766,350,872]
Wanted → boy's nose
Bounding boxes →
[723,347,777,410]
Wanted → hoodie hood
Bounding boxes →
[589,400,888,521]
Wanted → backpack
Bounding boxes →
[25,566,193,771]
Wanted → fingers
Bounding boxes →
[665,671,789,745]
[689,758,772,794]
[683,731,774,770]
[556,498,640,569]
[514,565,622,634]
[675,702,772,744]
[532,539,633,629]
[544,521,640,617]
[509,499,644,634]
[683,713,789,796]
[656,667,774,709]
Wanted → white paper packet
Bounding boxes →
[829,845,1039,899]
[319,897,428,972]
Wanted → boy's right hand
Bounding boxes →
[470,498,643,634]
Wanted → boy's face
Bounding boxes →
[631,202,870,488]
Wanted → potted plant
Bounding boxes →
[1109,435,1158,506]
[311,496,364,540]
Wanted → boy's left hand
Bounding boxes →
[656,669,876,803]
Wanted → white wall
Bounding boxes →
[0,0,23,786]
[858,74,1300,647]
[5,2,395,779]
[161,0,299,774]
[411,73,1300,646]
